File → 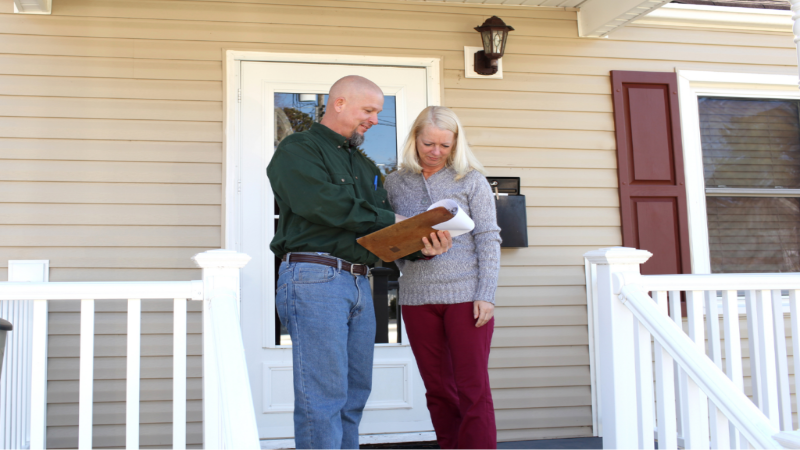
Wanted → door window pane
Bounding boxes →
[274,93,398,174]
[272,93,400,345]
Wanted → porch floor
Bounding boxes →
[361,437,602,449]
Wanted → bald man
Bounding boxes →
[267,76,451,449]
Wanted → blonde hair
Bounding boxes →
[400,106,486,180]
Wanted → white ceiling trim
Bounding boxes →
[634,3,792,33]
[13,0,51,14]
[577,0,672,37]
[402,0,677,38]
[401,0,584,7]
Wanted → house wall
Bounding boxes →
[0,0,796,446]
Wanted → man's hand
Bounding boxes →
[473,301,494,327]
[421,230,452,257]
[395,214,407,223]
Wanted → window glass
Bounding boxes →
[272,93,400,345]
[700,97,800,273]
[700,98,800,189]
[274,93,398,174]
[706,197,800,273]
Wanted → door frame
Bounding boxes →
[222,50,442,251]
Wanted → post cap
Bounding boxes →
[192,249,252,269]
[584,247,652,265]
[0,318,12,331]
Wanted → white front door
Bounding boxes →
[237,60,433,440]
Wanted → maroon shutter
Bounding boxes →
[611,71,691,276]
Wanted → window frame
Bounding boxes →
[676,70,800,274]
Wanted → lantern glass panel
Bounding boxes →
[482,31,492,54]
[492,30,503,54]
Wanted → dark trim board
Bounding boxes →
[498,437,603,449]
[361,437,603,449]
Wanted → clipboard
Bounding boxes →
[357,206,454,262]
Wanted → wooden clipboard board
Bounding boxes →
[357,206,454,262]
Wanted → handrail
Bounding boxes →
[206,290,260,449]
[0,280,203,300]
[0,249,259,449]
[633,273,800,292]
[619,284,782,448]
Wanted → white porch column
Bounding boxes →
[584,247,652,449]
[792,0,800,87]
[192,250,252,449]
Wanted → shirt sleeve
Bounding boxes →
[267,140,396,234]
[468,173,502,304]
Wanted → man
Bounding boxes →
[267,75,452,449]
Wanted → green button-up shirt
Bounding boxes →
[267,123,396,265]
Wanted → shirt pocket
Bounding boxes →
[373,186,389,208]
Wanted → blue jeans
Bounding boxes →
[275,258,376,449]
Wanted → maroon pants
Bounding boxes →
[402,302,497,449]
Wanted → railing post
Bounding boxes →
[7,260,49,450]
[192,249,252,449]
[584,247,652,449]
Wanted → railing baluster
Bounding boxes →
[745,290,762,408]
[706,291,730,449]
[669,290,685,441]
[683,291,710,449]
[789,290,800,431]
[78,299,95,449]
[770,290,792,431]
[173,298,187,450]
[652,290,678,449]
[29,299,47,450]
[635,317,655,449]
[754,290,780,428]
[126,299,141,449]
[722,290,744,449]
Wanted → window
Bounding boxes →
[700,98,800,273]
[678,70,800,274]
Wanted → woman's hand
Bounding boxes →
[421,230,452,257]
[473,301,494,328]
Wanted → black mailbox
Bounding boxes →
[486,177,528,248]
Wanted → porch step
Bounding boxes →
[361,437,602,449]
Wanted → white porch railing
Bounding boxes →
[586,247,800,449]
[0,249,260,449]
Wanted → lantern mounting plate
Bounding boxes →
[464,46,503,80]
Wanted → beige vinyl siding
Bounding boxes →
[0,0,795,444]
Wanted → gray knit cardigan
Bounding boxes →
[384,166,502,305]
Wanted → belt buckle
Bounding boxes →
[350,263,367,276]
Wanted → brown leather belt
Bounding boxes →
[281,254,370,276]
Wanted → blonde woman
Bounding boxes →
[384,106,501,449]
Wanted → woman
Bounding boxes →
[385,106,501,449]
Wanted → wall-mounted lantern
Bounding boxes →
[473,16,514,76]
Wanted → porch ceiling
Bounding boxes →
[402,0,673,38]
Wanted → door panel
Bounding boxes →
[239,61,432,440]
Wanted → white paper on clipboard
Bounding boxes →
[427,199,475,237]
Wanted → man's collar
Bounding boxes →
[311,123,349,149]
